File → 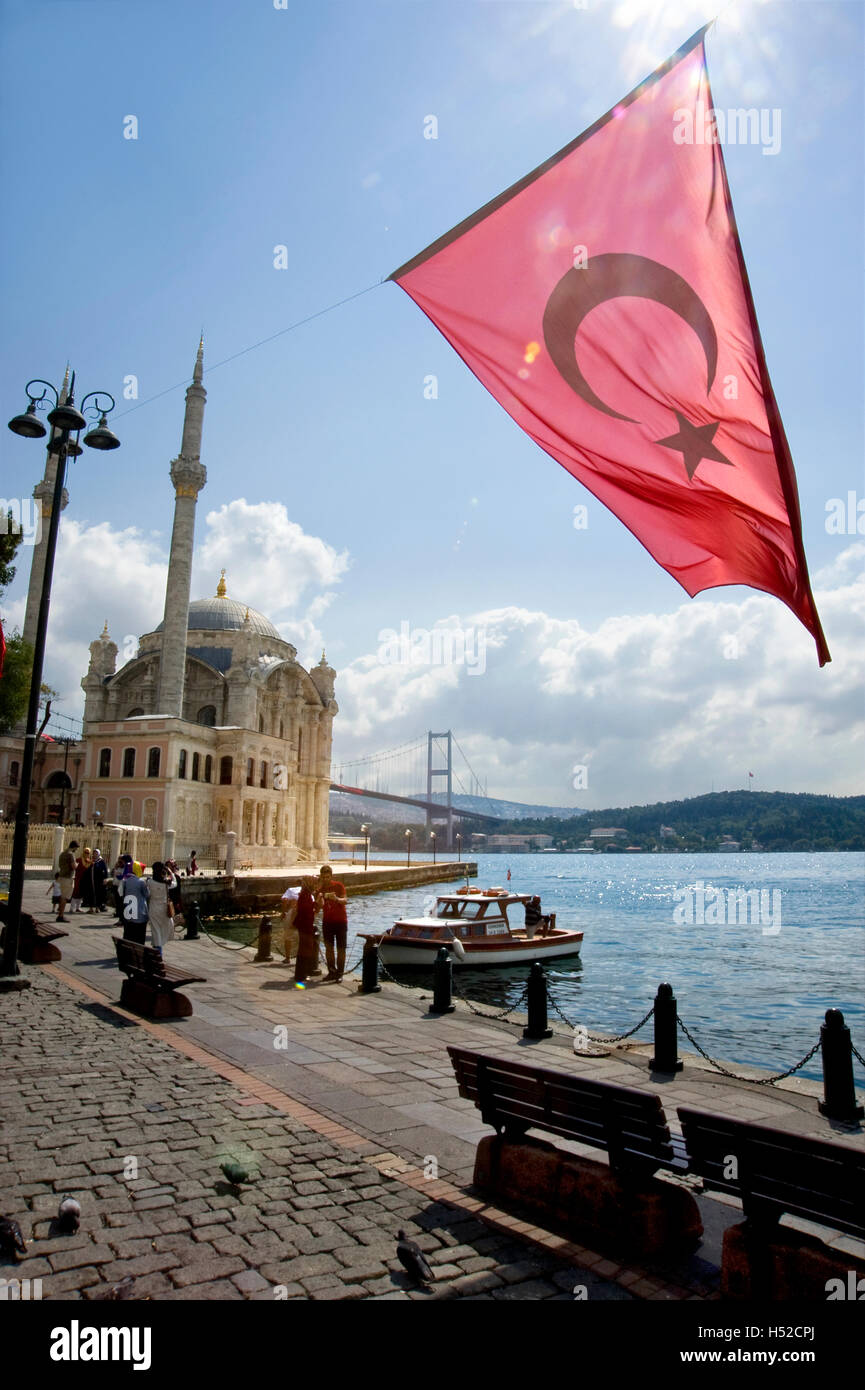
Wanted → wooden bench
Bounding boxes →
[447,1046,701,1257]
[0,908,68,963]
[113,936,206,1019]
[678,1106,865,1299]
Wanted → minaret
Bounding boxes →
[23,365,71,646]
[156,338,207,717]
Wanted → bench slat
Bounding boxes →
[449,1045,678,1174]
[113,936,206,991]
[679,1106,865,1239]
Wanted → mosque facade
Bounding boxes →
[0,344,337,867]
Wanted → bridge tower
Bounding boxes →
[426,730,453,850]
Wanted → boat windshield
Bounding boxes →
[436,899,501,922]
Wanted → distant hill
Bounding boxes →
[490,790,865,852]
[329,788,864,850]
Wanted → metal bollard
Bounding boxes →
[430,946,455,1014]
[819,1009,864,1123]
[523,962,552,1040]
[360,939,381,994]
[253,915,273,962]
[650,982,682,1072]
[184,902,201,940]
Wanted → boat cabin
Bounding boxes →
[389,890,532,942]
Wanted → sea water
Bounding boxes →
[342,851,865,1083]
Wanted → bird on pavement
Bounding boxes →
[89,1275,138,1301]
[220,1161,250,1187]
[0,1217,27,1260]
[396,1230,434,1284]
[57,1196,81,1234]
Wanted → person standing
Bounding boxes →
[56,840,79,922]
[120,864,150,945]
[293,878,318,985]
[280,884,300,966]
[91,850,109,912]
[187,850,198,876]
[317,864,348,982]
[70,847,90,914]
[147,863,175,955]
[164,859,183,919]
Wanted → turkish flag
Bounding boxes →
[390,25,829,665]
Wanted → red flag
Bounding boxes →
[390,26,829,665]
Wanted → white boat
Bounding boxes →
[365,887,583,968]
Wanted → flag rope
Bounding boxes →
[114,280,383,421]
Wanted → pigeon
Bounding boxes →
[89,1275,137,1301]
[0,1217,27,1260]
[396,1230,434,1284]
[57,1195,81,1234]
[220,1161,250,1187]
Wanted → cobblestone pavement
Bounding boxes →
[0,969,632,1301]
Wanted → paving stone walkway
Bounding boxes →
[1,967,635,1301]
[6,880,864,1300]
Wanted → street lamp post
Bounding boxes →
[1,377,119,984]
[430,831,436,864]
[405,827,412,868]
[456,832,462,863]
[361,824,369,872]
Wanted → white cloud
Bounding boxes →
[195,499,349,615]
[332,546,865,808]
[4,501,350,719]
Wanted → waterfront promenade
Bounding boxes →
[3,878,863,1301]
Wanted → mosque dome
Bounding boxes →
[153,573,282,641]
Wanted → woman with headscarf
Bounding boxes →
[118,854,149,945]
[293,878,319,985]
[147,863,175,956]
[81,849,101,913]
[91,849,109,911]
[71,848,91,914]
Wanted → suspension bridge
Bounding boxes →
[331,731,501,848]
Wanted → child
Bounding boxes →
[48,874,62,915]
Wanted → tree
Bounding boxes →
[0,631,33,733]
[0,511,34,731]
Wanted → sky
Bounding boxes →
[1,0,863,810]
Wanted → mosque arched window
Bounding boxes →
[147,748,161,778]
[98,749,111,778]
[192,753,200,781]
[204,755,213,783]
[260,761,268,789]
[197,705,216,727]
[178,749,187,779]
[246,758,255,786]
[219,756,233,786]
[126,708,144,718]
[9,761,19,787]
[122,748,136,778]
[259,715,264,733]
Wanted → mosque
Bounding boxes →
[0,343,337,866]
